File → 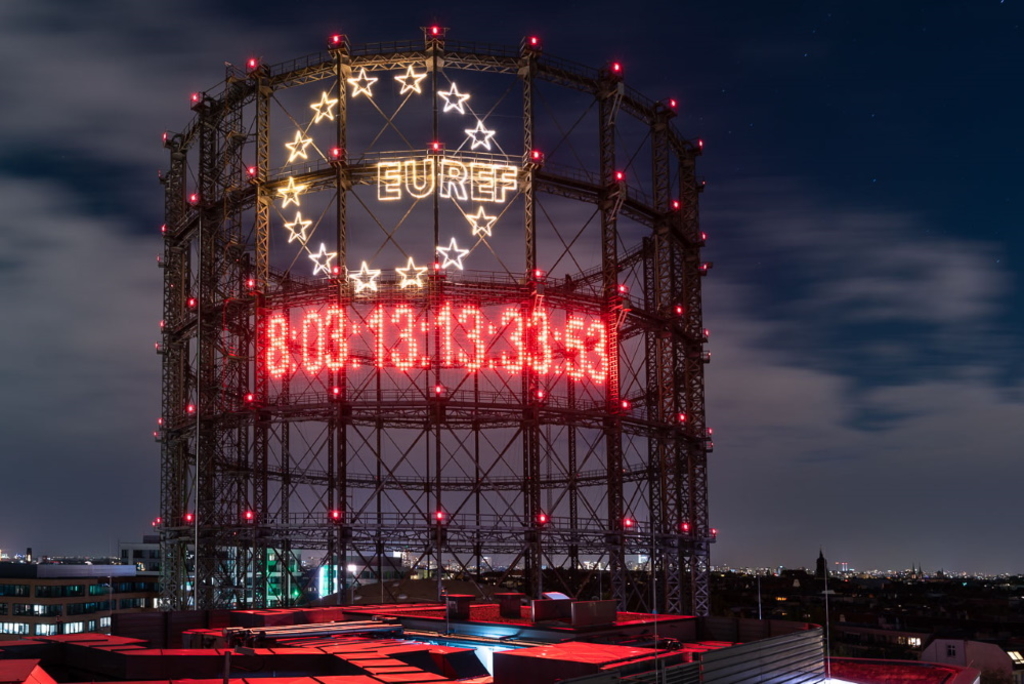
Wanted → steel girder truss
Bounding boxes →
[158,32,712,616]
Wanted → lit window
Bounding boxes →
[1009,652,1024,665]
[908,637,922,648]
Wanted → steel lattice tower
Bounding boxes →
[157,29,713,616]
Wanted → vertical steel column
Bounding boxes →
[677,144,710,616]
[597,70,626,609]
[159,133,191,610]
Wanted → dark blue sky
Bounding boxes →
[0,1,1020,573]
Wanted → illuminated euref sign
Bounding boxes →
[274,69,519,282]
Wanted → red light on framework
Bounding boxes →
[697,139,704,150]
[433,384,445,396]
[680,521,691,533]
[246,278,256,289]
[244,393,256,403]
[617,283,629,294]
[152,517,162,527]
[246,165,258,177]
[328,509,343,522]
[187,297,197,308]
[622,516,634,529]
[613,170,625,182]
[671,199,681,211]
[186,403,196,414]
[711,528,718,537]
[434,509,446,522]
[619,399,632,411]
[329,34,344,46]
[536,512,549,525]
[162,131,168,143]
[433,261,442,271]
[157,417,163,426]
[430,25,442,36]
[330,147,344,159]
[190,92,201,104]
[533,268,545,279]
[703,328,710,338]
[428,141,444,153]
[243,510,255,522]
[668,98,678,110]
[528,36,540,47]
[529,148,544,163]
[610,62,622,74]
[246,57,259,71]
[677,412,687,423]
[674,304,684,316]
[188,193,199,205]
[331,386,342,397]
[183,512,195,524]
[160,224,167,233]
[535,389,546,401]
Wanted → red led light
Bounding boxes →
[152,517,162,527]
[160,224,167,233]
[435,509,445,521]
[430,25,441,36]
[711,528,718,536]
[243,510,255,522]
[701,231,707,241]
[247,165,258,177]
[246,58,259,70]
[183,512,195,523]
[680,521,691,533]
[186,403,196,414]
[162,131,168,143]
[617,283,629,294]
[330,147,343,158]
[668,98,678,109]
[703,328,710,338]
[707,427,714,436]
[529,36,540,46]
[671,199,681,211]
[535,389,546,400]
[622,516,634,529]
[329,34,343,45]
[674,304,684,316]
[190,92,201,103]
[244,393,255,403]
[328,509,343,522]
[530,148,544,162]
[434,384,445,396]
[677,412,687,423]
[620,399,631,411]
[188,193,199,204]
[537,512,548,525]
[533,268,544,278]
[187,297,197,308]
[698,139,704,149]
[611,62,622,73]
[246,278,256,289]
[613,170,625,182]
[429,141,443,152]
[331,386,341,397]
[157,417,163,426]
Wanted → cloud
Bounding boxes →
[703,180,1024,573]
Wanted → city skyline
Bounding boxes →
[0,1,1020,575]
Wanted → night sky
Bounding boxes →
[0,1,1020,575]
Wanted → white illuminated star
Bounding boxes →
[395,257,428,288]
[285,130,314,163]
[438,82,471,114]
[465,206,497,237]
[310,91,339,123]
[437,237,470,270]
[277,176,307,208]
[347,67,378,98]
[394,66,428,95]
[283,212,312,244]
[348,261,382,293]
[309,243,337,276]
[464,120,497,151]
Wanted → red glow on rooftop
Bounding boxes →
[246,58,259,71]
